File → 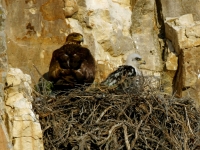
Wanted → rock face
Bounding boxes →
[161,0,200,21]
[3,0,164,84]
[0,2,9,150]
[4,68,44,150]
[165,14,200,104]
[1,0,200,148]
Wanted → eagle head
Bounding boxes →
[66,32,84,45]
[126,53,146,69]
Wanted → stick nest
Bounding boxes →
[33,77,200,150]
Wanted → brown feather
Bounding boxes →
[48,33,95,89]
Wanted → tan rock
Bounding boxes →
[161,0,200,21]
[13,108,37,121]
[6,74,21,87]
[63,0,79,18]
[4,0,165,84]
[166,14,200,103]
[0,122,12,150]
[4,0,68,84]
[6,93,26,108]
[4,68,44,150]
[165,14,200,54]
[13,121,42,139]
[165,40,178,70]
[131,0,163,72]
[183,47,200,87]
[112,0,130,6]
[174,14,194,26]
[40,0,65,21]
[166,52,178,71]
[13,137,43,150]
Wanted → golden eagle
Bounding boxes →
[48,32,95,90]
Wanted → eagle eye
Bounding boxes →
[135,57,141,61]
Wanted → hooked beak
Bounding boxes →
[79,36,84,43]
[74,36,84,44]
[140,60,146,65]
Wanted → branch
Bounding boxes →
[97,123,123,145]
[123,124,131,150]
[131,101,152,149]
[96,106,113,123]
[184,106,194,135]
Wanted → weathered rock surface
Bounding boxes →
[165,40,178,71]
[4,68,44,150]
[165,14,200,104]
[161,0,200,21]
[131,0,163,74]
[0,0,200,149]
[3,0,164,84]
[0,2,9,150]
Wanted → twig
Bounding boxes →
[32,88,44,97]
[123,124,131,150]
[82,104,99,125]
[184,106,194,135]
[96,106,113,123]
[183,133,188,150]
[131,101,152,149]
[118,107,133,123]
[33,63,43,76]
[97,123,123,145]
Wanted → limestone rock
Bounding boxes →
[4,68,44,150]
[13,108,37,121]
[165,40,178,71]
[1,2,200,149]
[165,14,200,103]
[40,0,65,21]
[131,0,163,73]
[4,0,68,84]
[165,14,200,54]
[0,122,12,150]
[13,121,42,139]
[166,52,178,71]
[13,137,43,150]
[161,0,200,21]
[183,47,200,87]
[0,3,10,149]
[63,0,79,18]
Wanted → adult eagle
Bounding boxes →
[48,32,95,89]
[101,53,145,87]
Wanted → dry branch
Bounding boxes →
[32,76,200,150]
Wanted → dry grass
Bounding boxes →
[32,76,200,150]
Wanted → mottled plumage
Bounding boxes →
[101,53,145,87]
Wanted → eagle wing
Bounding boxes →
[48,44,95,85]
[101,65,136,86]
[48,45,72,82]
[71,47,95,84]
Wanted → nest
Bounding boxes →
[33,76,200,150]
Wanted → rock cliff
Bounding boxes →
[0,0,200,149]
